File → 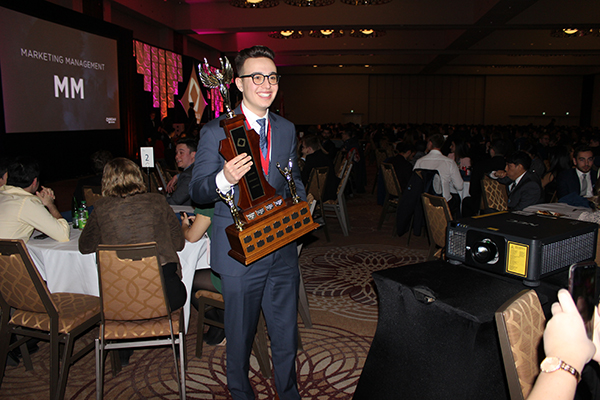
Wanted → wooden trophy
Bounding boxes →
[200,57,318,265]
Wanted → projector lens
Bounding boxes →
[472,239,498,264]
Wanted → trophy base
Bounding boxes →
[225,199,319,265]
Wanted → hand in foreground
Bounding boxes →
[36,186,56,207]
[224,153,253,185]
[543,289,596,373]
[166,175,178,193]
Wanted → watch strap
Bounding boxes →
[540,357,581,382]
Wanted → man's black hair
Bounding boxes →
[177,138,198,153]
[6,157,40,188]
[234,45,275,75]
[506,151,532,171]
[574,145,593,160]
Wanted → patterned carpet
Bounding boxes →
[1,188,429,399]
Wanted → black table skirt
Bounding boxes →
[353,261,564,400]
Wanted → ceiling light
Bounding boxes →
[284,0,334,6]
[309,29,344,38]
[349,29,386,38]
[340,0,391,5]
[268,30,303,39]
[230,0,279,8]
[551,28,600,38]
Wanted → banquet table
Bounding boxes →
[26,228,210,332]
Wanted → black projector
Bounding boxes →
[446,211,598,286]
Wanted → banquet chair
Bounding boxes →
[421,193,452,260]
[306,166,330,242]
[0,239,101,400]
[95,243,186,400]
[333,151,344,178]
[194,290,272,378]
[378,162,402,234]
[324,163,353,236]
[482,176,508,212]
[372,149,389,194]
[495,289,545,400]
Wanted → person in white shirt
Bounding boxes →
[0,157,69,242]
[413,133,463,217]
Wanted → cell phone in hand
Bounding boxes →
[568,261,597,340]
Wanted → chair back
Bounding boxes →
[337,163,353,197]
[421,193,452,249]
[0,239,54,314]
[375,149,388,171]
[381,162,402,198]
[83,186,102,207]
[96,243,169,321]
[306,166,329,202]
[482,176,508,211]
[333,151,344,178]
[495,289,545,400]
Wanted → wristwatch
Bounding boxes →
[540,356,581,382]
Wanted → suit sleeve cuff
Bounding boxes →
[216,170,233,194]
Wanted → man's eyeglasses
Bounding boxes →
[239,73,281,86]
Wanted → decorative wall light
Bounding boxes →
[349,29,386,38]
[284,0,334,6]
[309,29,344,38]
[268,30,304,39]
[134,40,182,120]
[230,0,279,8]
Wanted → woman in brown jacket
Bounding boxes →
[79,157,190,311]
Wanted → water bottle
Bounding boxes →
[73,207,79,229]
[81,200,89,221]
[78,207,86,229]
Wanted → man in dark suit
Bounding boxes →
[556,145,597,201]
[494,151,543,211]
[189,46,304,400]
[301,134,338,201]
[166,138,197,206]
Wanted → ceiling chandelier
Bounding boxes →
[284,0,334,6]
[349,29,386,38]
[268,30,304,39]
[550,28,600,38]
[308,29,345,39]
[230,0,279,8]
[340,0,391,5]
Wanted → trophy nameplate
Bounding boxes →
[200,57,318,265]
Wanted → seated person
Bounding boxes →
[181,207,225,345]
[0,156,9,187]
[0,157,69,242]
[493,151,543,211]
[73,150,113,205]
[166,138,197,206]
[300,134,338,201]
[386,142,414,191]
[79,157,187,311]
[556,145,597,205]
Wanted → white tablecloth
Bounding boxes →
[26,228,210,332]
